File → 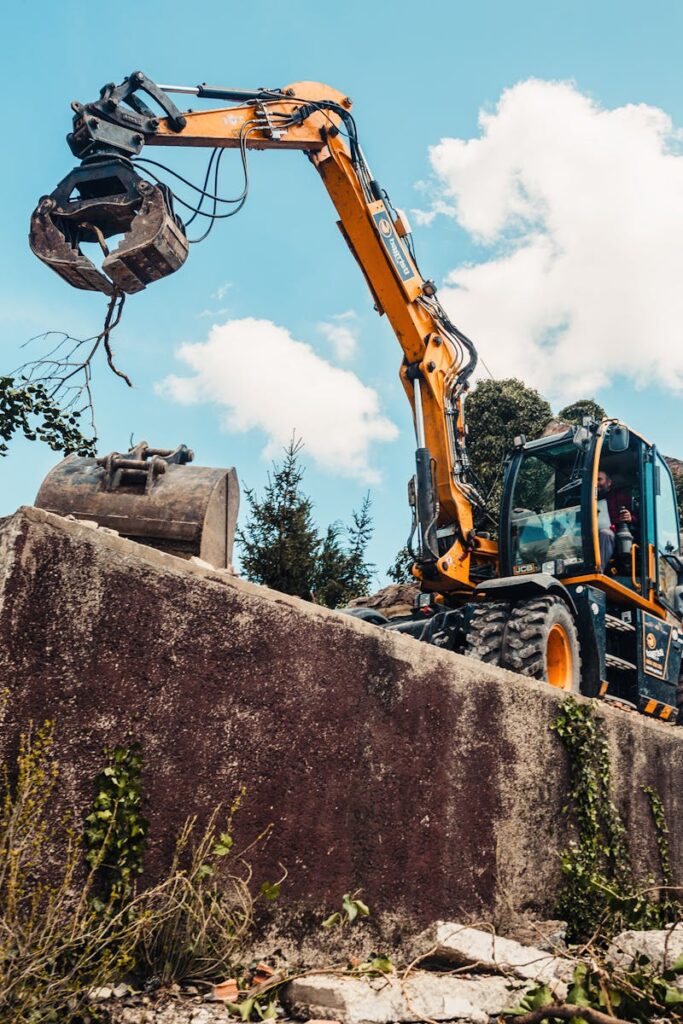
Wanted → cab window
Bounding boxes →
[509,439,585,573]
[655,454,681,607]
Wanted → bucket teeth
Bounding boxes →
[29,161,188,295]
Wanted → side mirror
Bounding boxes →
[608,424,630,452]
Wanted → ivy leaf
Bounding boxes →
[664,985,683,1006]
[343,898,358,922]
[260,881,281,901]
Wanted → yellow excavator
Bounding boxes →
[29,72,683,721]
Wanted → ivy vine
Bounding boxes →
[551,698,680,942]
[83,743,147,912]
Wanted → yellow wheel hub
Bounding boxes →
[547,623,573,690]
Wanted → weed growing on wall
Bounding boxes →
[84,741,148,911]
[0,722,280,1021]
[551,698,680,942]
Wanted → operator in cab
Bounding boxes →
[597,469,637,568]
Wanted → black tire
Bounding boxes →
[464,601,512,666]
[676,663,683,726]
[502,595,581,693]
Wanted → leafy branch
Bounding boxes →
[0,376,96,457]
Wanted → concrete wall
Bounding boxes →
[1,507,681,952]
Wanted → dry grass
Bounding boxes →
[0,722,266,1022]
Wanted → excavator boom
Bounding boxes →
[30,72,496,591]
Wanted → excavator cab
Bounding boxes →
[496,421,683,718]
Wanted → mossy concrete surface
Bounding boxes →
[0,506,681,949]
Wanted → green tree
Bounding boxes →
[237,440,375,607]
[237,437,321,600]
[314,523,350,609]
[341,493,374,599]
[313,496,374,608]
[386,546,414,584]
[558,398,607,425]
[465,378,552,511]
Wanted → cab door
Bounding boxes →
[652,450,682,614]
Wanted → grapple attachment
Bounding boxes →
[29,158,188,295]
[35,443,239,570]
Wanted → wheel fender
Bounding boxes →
[473,574,578,617]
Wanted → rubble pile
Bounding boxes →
[98,923,683,1023]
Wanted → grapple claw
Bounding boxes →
[29,158,188,295]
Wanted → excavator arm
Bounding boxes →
[29,73,497,592]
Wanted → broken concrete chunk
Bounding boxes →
[283,971,529,1024]
[412,921,572,992]
[89,985,113,1000]
[503,917,568,952]
[607,924,683,972]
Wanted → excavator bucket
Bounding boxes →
[29,158,188,294]
[35,443,239,570]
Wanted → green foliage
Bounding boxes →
[227,992,279,1022]
[133,796,267,986]
[558,398,607,424]
[238,437,321,600]
[386,545,415,584]
[0,721,272,1019]
[355,954,394,976]
[551,699,680,943]
[315,494,375,608]
[83,743,148,911]
[0,722,142,1023]
[322,891,370,930]
[0,376,96,457]
[465,378,552,512]
[506,955,683,1023]
[238,437,374,607]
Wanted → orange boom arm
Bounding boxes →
[33,74,498,591]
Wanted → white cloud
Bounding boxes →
[157,317,397,483]
[423,79,683,401]
[198,306,232,318]
[213,281,233,301]
[316,310,359,361]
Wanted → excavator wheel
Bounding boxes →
[503,595,581,693]
[464,601,512,666]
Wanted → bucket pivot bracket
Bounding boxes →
[97,442,194,494]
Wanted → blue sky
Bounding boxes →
[2,1,682,583]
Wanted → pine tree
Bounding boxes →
[237,440,376,607]
[344,493,374,598]
[237,437,320,599]
[387,546,415,584]
[314,523,351,609]
[313,494,375,608]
